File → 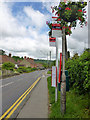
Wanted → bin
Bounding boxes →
[58,70,69,91]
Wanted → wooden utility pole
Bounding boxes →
[61,27,66,114]
[60,0,66,115]
[65,35,68,60]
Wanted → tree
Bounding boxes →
[12,56,24,62]
[2,62,15,71]
[0,50,6,55]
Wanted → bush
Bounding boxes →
[17,67,37,73]
[2,62,15,71]
[65,49,90,95]
[17,66,28,73]
[31,67,37,71]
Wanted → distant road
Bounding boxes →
[0,70,46,116]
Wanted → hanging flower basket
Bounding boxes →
[46,2,87,36]
[61,5,78,22]
[53,2,87,27]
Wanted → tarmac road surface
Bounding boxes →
[0,70,45,117]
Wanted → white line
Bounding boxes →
[0,82,14,88]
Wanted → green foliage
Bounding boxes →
[30,67,37,71]
[12,56,24,62]
[65,49,90,95]
[47,71,51,74]
[17,66,37,73]
[34,59,55,68]
[0,50,6,55]
[2,62,15,71]
[46,2,87,37]
[54,2,87,24]
[17,66,27,73]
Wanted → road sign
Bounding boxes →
[49,37,56,47]
[59,53,62,83]
[51,66,57,87]
[52,23,62,37]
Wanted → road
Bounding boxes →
[0,70,45,117]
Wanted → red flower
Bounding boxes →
[83,11,86,13]
[57,18,61,21]
[78,17,82,21]
[58,13,60,16]
[65,7,71,10]
[67,32,69,34]
[62,26,65,29]
[69,27,71,30]
[78,9,82,12]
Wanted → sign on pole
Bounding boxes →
[49,37,56,47]
[52,17,61,23]
[59,53,62,83]
[52,23,62,38]
[51,66,57,87]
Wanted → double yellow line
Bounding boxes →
[0,77,41,120]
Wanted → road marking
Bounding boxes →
[0,77,41,119]
[0,82,14,88]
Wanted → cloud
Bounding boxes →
[24,6,49,30]
[0,2,28,38]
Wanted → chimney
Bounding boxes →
[27,57,29,60]
[9,53,11,57]
[24,56,26,59]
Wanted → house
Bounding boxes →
[26,57,36,68]
[36,63,43,69]
[19,57,31,68]
[19,57,43,69]
[0,52,43,69]
[0,53,16,66]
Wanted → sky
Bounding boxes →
[0,0,89,60]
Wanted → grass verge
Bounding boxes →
[0,70,1,76]
[47,71,51,74]
[47,76,90,118]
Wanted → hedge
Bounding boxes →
[65,49,90,95]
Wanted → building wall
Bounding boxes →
[19,59,31,67]
[0,55,15,64]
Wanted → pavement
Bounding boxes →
[17,71,49,118]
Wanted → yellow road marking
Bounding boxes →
[0,77,41,120]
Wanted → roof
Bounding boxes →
[0,55,15,64]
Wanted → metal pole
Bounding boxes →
[50,51,51,68]
[55,37,58,102]
[61,27,66,114]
